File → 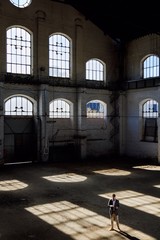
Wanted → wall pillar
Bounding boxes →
[38,84,49,162]
[74,88,87,160]
[157,117,160,164]
[119,92,126,156]
[74,19,87,160]
[0,83,4,164]
[74,18,84,84]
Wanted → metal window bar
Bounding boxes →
[143,55,159,79]
[86,59,104,81]
[10,0,31,8]
[49,100,70,118]
[86,101,104,118]
[5,96,33,116]
[142,100,158,118]
[7,27,31,74]
[49,34,70,78]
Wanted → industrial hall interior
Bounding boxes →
[0,0,160,166]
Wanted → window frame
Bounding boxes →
[49,98,71,119]
[5,95,33,116]
[86,58,105,81]
[142,54,160,79]
[141,99,158,142]
[9,0,32,8]
[6,26,33,75]
[86,100,106,118]
[49,33,71,79]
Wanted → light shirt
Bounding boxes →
[113,199,116,207]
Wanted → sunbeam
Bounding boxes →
[0,179,28,191]
[100,190,160,217]
[25,200,156,240]
[43,173,87,182]
[93,168,131,176]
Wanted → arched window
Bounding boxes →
[49,34,70,78]
[5,96,33,116]
[86,59,104,81]
[9,0,32,8]
[143,55,159,79]
[7,26,32,74]
[142,99,158,118]
[142,99,158,142]
[86,100,106,118]
[49,99,70,118]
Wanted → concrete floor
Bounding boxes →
[0,159,160,240]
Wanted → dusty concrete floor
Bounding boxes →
[0,159,160,240]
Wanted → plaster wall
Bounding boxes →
[1,0,159,163]
[0,0,119,162]
[124,87,160,159]
[125,34,160,80]
[0,0,118,81]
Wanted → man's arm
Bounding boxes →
[115,200,119,208]
[108,199,113,207]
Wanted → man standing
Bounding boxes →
[108,193,121,231]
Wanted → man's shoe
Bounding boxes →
[109,228,114,231]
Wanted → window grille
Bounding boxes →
[143,55,159,78]
[142,99,158,142]
[86,59,104,81]
[142,100,158,118]
[5,96,33,116]
[9,0,32,8]
[86,100,105,118]
[49,99,70,118]
[7,27,32,74]
[49,34,70,78]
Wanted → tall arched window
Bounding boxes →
[49,99,70,118]
[142,99,158,142]
[5,96,33,116]
[143,55,159,79]
[86,100,106,118]
[49,34,70,78]
[7,26,32,74]
[86,59,104,81]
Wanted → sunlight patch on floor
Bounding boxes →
[93,168,130,176]
[133,165,160,171]
[0,179,28,191]
[42,173,87,182]
[25,200,156,240]
[153,184,160,188]
[100,190,160,217]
